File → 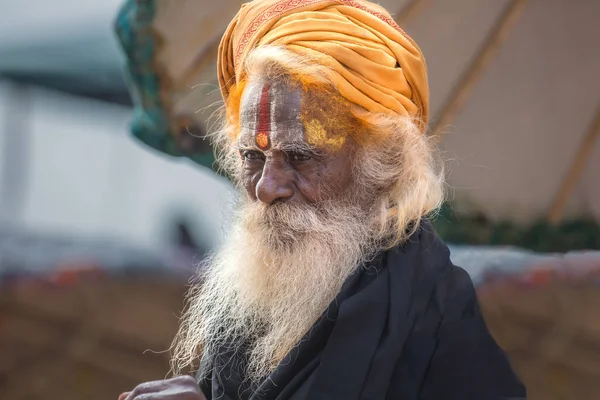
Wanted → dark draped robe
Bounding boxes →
[198,221,526,399]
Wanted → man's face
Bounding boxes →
[237,78,357,205]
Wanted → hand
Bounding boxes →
[118,376,207,400]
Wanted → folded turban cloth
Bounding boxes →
[218,0,430,131]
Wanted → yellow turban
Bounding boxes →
[218,0,430,131]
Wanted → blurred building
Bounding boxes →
[0,0,234,254]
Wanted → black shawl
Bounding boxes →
[198,221,526,399]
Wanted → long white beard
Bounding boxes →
[173,196,381,385]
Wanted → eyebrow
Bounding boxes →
[277,141,319,154]
[236,141,323,155]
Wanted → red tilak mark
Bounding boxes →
[256,83,271,149]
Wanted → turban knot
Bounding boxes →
[218,0,430,131]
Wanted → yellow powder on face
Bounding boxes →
[225,80,247,140]
[304,118,346,151]
[225,74,378,148]
[296,79,359,152]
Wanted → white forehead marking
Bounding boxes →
[239,78,305,147]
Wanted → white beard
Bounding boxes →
[173,195,382,385]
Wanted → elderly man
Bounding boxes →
[120,0,525,399]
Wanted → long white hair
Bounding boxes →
[170,46,445,382]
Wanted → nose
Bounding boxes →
[256,160,294,205]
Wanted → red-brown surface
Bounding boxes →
[0,277,186,400]
[1,252,600,399]
[479,253,600,400]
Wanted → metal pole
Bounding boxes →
[547,105,600,224]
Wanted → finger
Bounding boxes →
[118,393,130,400]
[165,375,199,387]
[124,380,168,400]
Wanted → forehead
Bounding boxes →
[238,77,353,152]
[239,78,304,147]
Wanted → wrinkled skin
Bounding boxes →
[238,78,357,205]
[119,78,358,399]
[118,376,206,400]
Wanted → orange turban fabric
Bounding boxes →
[218,0,430,131]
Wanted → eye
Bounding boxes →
[288,151,311,162]
[241,150,264,161]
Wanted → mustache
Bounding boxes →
[243,200,320,225]
[239,198,376,253]
[240,198,361,236]
[242,202,322,249]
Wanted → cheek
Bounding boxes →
[239,165,262,199]
[325,164,353,193]
[297,161,354,202]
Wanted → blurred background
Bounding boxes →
[0,0,599,399]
